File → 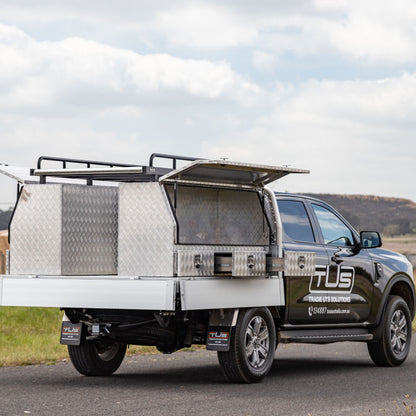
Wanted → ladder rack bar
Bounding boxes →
[148,153,202,169]
[37,156,139,170]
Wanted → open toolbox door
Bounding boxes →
[160,159,309,188]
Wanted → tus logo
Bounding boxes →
[309,265,355,293]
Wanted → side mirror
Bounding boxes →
[360,231,382,249]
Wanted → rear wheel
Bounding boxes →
[368,295,412,366]
[68,335,127,376]
[218,308,276,383]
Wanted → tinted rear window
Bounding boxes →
[277,200,315,243]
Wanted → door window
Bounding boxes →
[312,204,354,247]
[277,200,315,243]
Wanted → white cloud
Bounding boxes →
[0,23,260,116]
[0,13,415,207]
[203,73,416,200]
[253,51,277,73]
[2,1,416,64]
[155,2,258,48]
[317,1,416,64]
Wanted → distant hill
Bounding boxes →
[304,194,416,236]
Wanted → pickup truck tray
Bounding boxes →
[0,275,284,311]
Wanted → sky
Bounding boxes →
[0,0,415,208]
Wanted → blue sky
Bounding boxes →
[0,0,415,209]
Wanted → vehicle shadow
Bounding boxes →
[268,356,373,379]
[31,353,379,390]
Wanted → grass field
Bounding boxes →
[0,307,68,366]
[1,235,415,367]
[0,307,159,367]
[383,234,416,255]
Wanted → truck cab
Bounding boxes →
[276,194,414,331]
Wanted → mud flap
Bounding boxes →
[206,309,239,352]
[60,321,82,346]
[206,327,232,351]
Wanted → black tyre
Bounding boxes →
[368,295,412,367]
[68,336,127,376]
[218,308,276,383]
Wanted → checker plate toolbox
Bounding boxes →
[0,153,313,311]
[0,153,318,383]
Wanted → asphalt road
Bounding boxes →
[1,341,415,416]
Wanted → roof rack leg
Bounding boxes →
[149,153,202,169]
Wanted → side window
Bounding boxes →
[312,204,354,247]
[277,200,315,243]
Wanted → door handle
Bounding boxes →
[331,247,351,264]
[331,255,344,264]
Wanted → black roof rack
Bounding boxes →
[32,153,202,185]
[36,156,139,170]
[149,153,202,169]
